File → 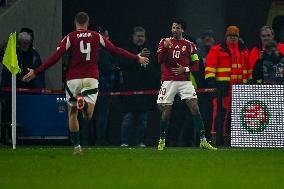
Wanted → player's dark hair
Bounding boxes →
[172,18,187,30]
[75,12,89,25]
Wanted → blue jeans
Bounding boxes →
[95,95,111,145]
[95,81,112,145]
[120,112,148,145]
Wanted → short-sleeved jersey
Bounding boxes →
[157,37,199,81]
[35,29,138,81]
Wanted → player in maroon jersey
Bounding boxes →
[23,12,149,154]
[156,18,216,150]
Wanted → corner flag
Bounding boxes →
[2,32,19,75]
[2,32,19,149]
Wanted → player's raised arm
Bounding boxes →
[99,34,149,65]
[157,38,171,64]
[22,35,70,82]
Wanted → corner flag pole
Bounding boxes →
[12,74,16,149]
[2,32,19,149]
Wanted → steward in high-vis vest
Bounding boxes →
[205,26,249,146]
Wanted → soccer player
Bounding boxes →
[156,18,216,150]
[23,12,149,154]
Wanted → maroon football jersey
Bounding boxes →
[35,29,138,81]
[157,37,199,81]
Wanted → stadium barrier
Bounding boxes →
[0,87,216,144]
[1,87,216,95]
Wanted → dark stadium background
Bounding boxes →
[63,0,281,49]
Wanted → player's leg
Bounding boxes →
[185,99,216,150]
[80,100,95,120]
[185,98,205,138]
[157,81,177,150]
[157,105,172,150]
[179,81,217,150]
[80,78,99,120]
[68,105,82,154]
[65,79,83,154]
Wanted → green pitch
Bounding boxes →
[0,147,283,189]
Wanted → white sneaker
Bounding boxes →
[121,143,129,147]
[73,146,82,155]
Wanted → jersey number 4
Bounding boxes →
[80,40,91,61]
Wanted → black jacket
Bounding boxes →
[252,53,284,84]
[1,48,45,88]
[119,43,157,112]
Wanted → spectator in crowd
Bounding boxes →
[94,26,117,146]
[197,29,216,63]
[196,31,216,143]
[249,26,284,80]
[1,28,45,88]
[252,39,284,84]
[0,28,45,144]
[205,26,249,146]
[119,26,155,147]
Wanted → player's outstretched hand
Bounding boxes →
[138,55,149,65]
[164,38,172,48]
[172,64,186,75]
[22,68,36,82]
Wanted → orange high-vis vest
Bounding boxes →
[205,42,249,84]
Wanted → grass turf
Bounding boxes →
[0,147,283,189]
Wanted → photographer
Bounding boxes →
[252,39,284,84]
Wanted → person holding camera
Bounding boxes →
[252,39,284,84]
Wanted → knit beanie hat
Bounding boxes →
[225,26,239,37]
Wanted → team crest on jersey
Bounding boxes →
[182,46,186,51]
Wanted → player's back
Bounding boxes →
[65,30,101,80]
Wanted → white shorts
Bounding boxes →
[65,78,99,106]
[157,81,197,105]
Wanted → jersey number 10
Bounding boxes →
[80,40,91,61]
[172,50,180,59]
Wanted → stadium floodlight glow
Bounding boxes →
[231,85,284,148]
